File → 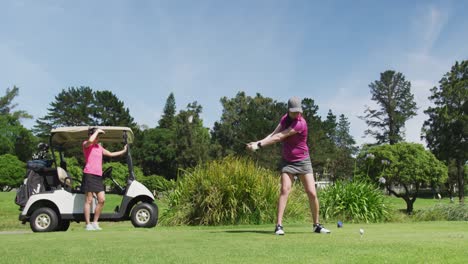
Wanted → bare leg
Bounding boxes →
[276,173,294,225]
[299,173,319,224]
[93,191,105,223]
[84,192,94,225]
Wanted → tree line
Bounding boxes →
[1,61,466,204]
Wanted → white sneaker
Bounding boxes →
[274,225,285,235]
[85,224,95,231]
[313,223,331,234]
[91,222,102,230]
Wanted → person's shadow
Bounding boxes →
[223,230,272,235]
[219,230,307,235]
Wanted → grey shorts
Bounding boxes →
[281,157,313,175]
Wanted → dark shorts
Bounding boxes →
[281,157,313,175]
[82,173,104,193]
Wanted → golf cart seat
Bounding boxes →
[57,167,82,193]
[34,167,61,191]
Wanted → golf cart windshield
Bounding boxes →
[50,126,134,148]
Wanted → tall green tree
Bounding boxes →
[301,99,333,179]
[323,110,337,140]
[0,86,32,120]
[317,110,338,180]
[318,111,357,182]
[422,60,468,204]
[357,143,447,214]
[34,86,136,137]
[174,102,210,175]
[0,116,35,162]
[333,114,357,181]
[361,70,418,144]
[34,86,94,138]
[133,93,177,179]
[132,128,176,179]
[211,92,251,157]
[93,90,137,129]
[0,86,35,161]
[336,115,357,151]
[211,92,285,170]
[158,93,176,129]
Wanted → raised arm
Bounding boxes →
[103,144,128,157]
[83,128,105,148]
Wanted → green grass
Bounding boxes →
[0,223,467,263]
[1,192,467,263]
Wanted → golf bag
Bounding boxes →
[15,143,55,208]
[15,168,47,208]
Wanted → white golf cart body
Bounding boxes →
[19,126,158,232]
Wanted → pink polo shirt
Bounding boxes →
[83,141,104,176]
[279,114,309,162]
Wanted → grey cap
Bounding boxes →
[288,97,303,113]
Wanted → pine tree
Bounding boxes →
[423,60,467,204]
[0,86,35,161]
[362,70,418,144]
[158,93,176,129]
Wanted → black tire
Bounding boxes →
[56,220,70,232]
[30,207,59,232]
[130,203,158,228]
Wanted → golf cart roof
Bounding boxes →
[50,126,134,147]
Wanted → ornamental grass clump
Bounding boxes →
[413,204,468,221]
[320,180,389,223]
[161,156,308,226]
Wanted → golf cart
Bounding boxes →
[18,126,158,232]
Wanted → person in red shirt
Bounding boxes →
[82,127,127,231]
[247,97,331,235]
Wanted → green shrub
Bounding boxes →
[102,162,144,186]
[413,204,468,221]
[0,154,25,191]
[320,181,389,223]
[63,157,84,189]
[161,156,308,226]
[140,175,176,194]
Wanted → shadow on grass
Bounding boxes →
[0,231,32,235]
[217,230,310,235]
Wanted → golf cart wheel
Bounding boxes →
[30,207,59,232]
[131,203,158,228]
[56,220,70,232]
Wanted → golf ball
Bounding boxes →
[359,228,364,235]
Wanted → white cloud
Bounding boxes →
[419,6,447,53]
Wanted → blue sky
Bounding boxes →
[2,0,467,146]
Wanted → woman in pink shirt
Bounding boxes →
[247,97,330,235]
[82,127,127,231]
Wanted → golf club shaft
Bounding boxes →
[233,138,248,145]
